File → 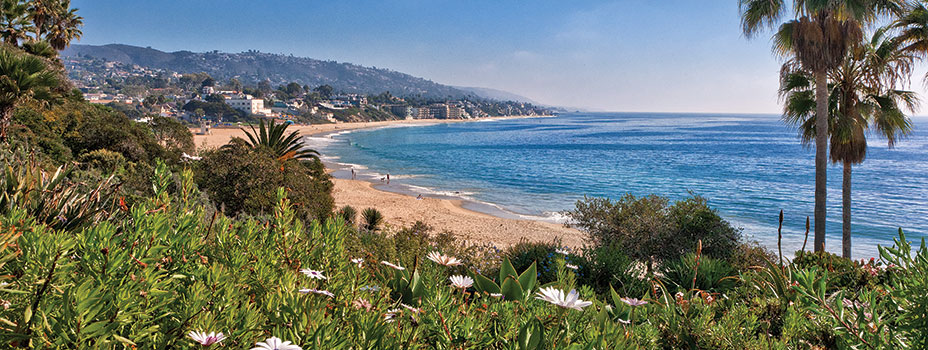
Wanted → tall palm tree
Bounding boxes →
[235,119,320,161]
[0,0,32,46]
[0,47,59,142]
[779,28,916,258]
[740,0,905,252]
[44,2,82,50]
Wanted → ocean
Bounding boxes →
[307,113,928,258]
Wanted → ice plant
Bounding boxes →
[251,336,302,350]
[298,288,335,298]
[565,263,578,270]
[351,258,364,268]
[188,331,226,346]
[555,248,569,255]
[621,297,648,307]
[535,286,592,311]
[381,261,405,270]
[384,308,400,322]
[449,275,473,289]
[401,303,422,314]
[426,251,463,266]
[299,268,327,280]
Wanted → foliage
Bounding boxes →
[194,138,334,221]
[792,250,882,291]
[505,239,580,286]
[570,194,741,272]
[0,157,926,348]
[239,119,319,161]
[0,45,60,142]
[661,253,738,294]
[360,207,383,232]
[148,115,194,156]
[577,243,648,296]
[336,205,357,226]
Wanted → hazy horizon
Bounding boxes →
[71,0,928,114]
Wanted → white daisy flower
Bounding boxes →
[621,297,648,307]
[565,263,578,270]
[299,269,327,280]
[555,248,570,255]
[251,336,302,350]
[188,331,226,346]
[449,275,474,289]
[535,286,592,311]
[426,251,463,267]
[380,261,405,270]
[351,258,364,268]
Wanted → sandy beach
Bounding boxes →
[192,117,585,248]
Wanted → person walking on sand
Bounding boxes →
[386,173,390,184]
[351,168,356,180]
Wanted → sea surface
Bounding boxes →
[307,113,928,258]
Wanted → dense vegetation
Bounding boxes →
[2,157,927,348]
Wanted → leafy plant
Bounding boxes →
[471,257,537,302]
[238,119,319,161]
[337,205,357,226]
[361,207,383,232]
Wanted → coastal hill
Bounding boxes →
[61,44,531,102]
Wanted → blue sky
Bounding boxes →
[68,0,924,114]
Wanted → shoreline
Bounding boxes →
[192,115,586,248]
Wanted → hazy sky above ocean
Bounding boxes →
[70,0,928,114]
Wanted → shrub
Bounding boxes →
[194,138,334,220]
[578,243,648,296]
[361,207,383,232]
[569,194,742,272]
[505,239,579,285]
[660,253,738,294]
[337,205,357,226]
[792,250,873,291]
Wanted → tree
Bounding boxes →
[237,119,319,161]
[39,0,82,50]
[148,116,194,155]
[739,0,905,252]
[313,84,334,99]
[0,0,31,46]
[195,138,334,220]
[0,47,59,142]
[780,28,916,258]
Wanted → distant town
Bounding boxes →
[64,55,556,131]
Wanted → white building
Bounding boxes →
[224,95,272,115]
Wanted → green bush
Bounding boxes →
[578,243,648,296]
[792,250,873,291]
[361,207,384,232]
[337,205,357,226]
[194,138,334,221]
[505,239,579,286]
[569,194,742,273]
[661,253,738,294]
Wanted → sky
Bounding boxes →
[69,0,928,114]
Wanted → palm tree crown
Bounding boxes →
[239,119,320,161]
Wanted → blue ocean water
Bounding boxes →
[310,113,928,258]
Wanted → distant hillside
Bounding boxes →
[63,44,482,99]
[453,86,538,104]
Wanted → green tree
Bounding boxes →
[780,28,916,258]
[313,84,334,99]
[0,47,59,142]
[0,0,31,46]
[148,116,194,156]
[238,119,319,160]
[739,0,905,252]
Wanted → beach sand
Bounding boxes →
[192,117,585,248]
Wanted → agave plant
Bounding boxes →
[239,119,319,161]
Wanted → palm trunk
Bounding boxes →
[0,105,14,143]
[813,69,828,252]
[842,161,851,259]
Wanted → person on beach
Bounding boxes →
[351,168,356,180]
[386,173,390,184]
[416,194,423,200]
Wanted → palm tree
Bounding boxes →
[237,119,319,161]
[740,0,905,252]
[0,0,32,46]
[779,28,916,258]
[0,47,59,142]
[361,208,384,232]
[44,2,81,50]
